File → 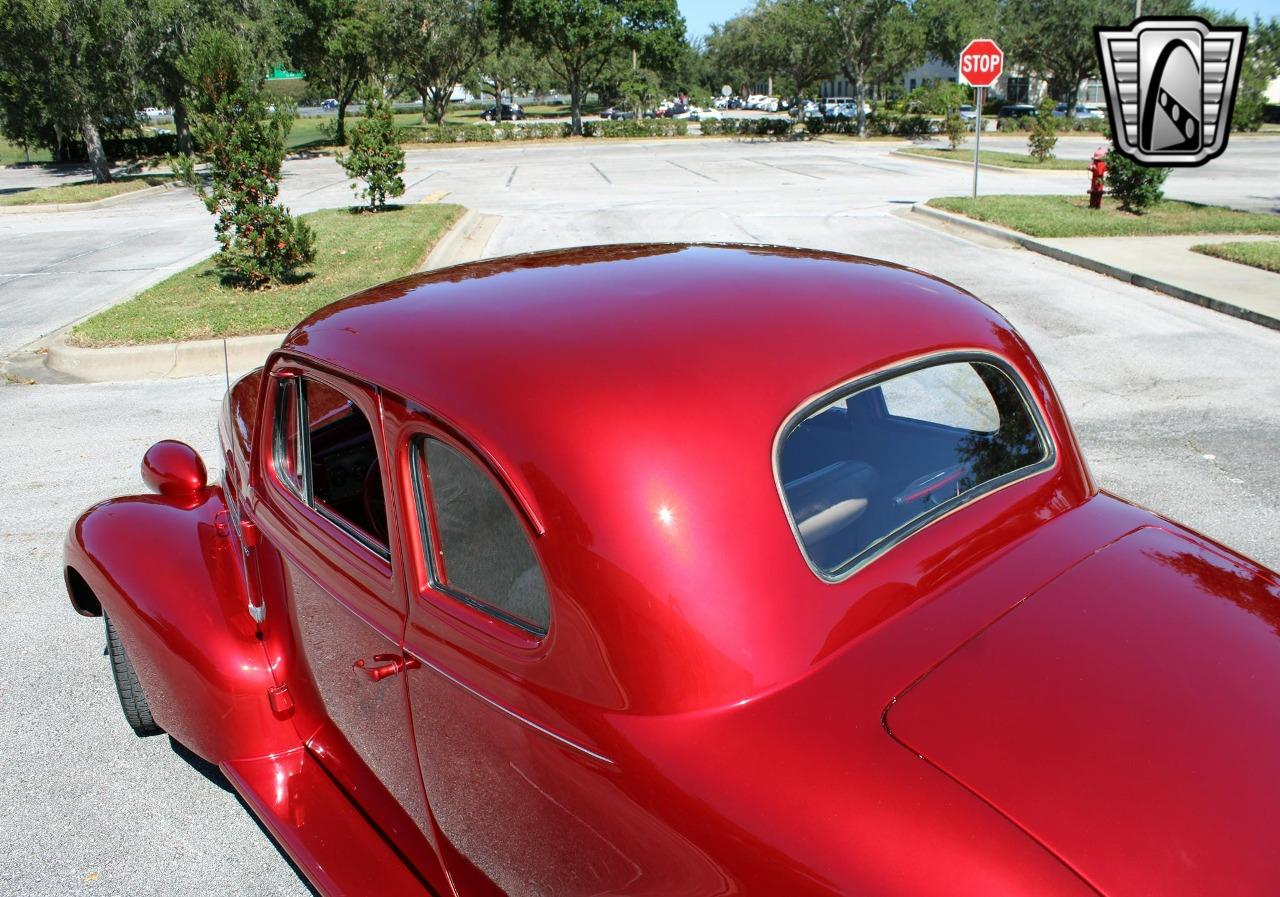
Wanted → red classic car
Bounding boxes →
[65,244,1280,897]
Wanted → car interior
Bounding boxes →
[780,361,1046,574]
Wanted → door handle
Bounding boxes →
[353,653,419,682]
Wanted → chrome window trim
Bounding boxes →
[409,436,549,638]
[772,349,1058,583]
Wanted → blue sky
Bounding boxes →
[677,0,1280,41]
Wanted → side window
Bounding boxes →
[271,373,389,557]
[878,362,1000,432]
[414,437,549,634]
[274,379,303,496]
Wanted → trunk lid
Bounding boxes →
[887,526,1280,897]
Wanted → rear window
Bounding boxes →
[778,356,1052,578]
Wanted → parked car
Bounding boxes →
[689,107,721,121]
[65,243,1280,897]
[481,103,524,121]
[726,96,745,109]
[998,103,1039,118]
[713,96,731,110]
[1052,103,1103,120]
[319,98,339,110]
[958,103,977,122]
[822,97,871,119]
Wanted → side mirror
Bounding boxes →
[142,440,208,496]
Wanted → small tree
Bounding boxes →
[173,33,315,288]
[340,92,405,210]
[944,107,966,150]
[1027,97,1057,162]
[1106,145,1169,214]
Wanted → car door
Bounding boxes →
[251,361,446,885]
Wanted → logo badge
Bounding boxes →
[1095,16,1247,167]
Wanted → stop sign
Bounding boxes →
[959,39,1004,88]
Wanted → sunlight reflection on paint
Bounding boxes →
[657,505,676,528]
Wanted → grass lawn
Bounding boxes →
[1191,240,1280,274]
[927,194,1280,239]
[0,175,171,207]
[898,147,1086,170]
[0,138,52,166]
[70,203,463,346]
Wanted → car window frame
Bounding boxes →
[266,365,393,567]
[407,433,551,638]
[773,349,1058,583]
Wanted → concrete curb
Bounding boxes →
[893,149,1084,175]
[911,203,1280,332]
[45,333,285,381]
[36,206,491,383]
[0,181,177,214]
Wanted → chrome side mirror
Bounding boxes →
[142,440,208,496]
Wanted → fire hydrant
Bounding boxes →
[1088,148,1108,209]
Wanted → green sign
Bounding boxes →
[268,67,305,80]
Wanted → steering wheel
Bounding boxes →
[893,463,970,509]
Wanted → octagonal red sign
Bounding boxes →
[959,39,1004,88]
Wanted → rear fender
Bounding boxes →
[64,487,299,763]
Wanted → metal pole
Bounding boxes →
[972,86,983,198]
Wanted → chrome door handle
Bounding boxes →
[353,653,419,682]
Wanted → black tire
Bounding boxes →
[105,614,162,737]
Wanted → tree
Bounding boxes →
[341,92,406,210]
[389,0,486,124]
[1027,96,1057,160]
[291,0,388,145]
[0,0,144,181]
[503,0,687,135]
[1000,0,1194,110]
[468,24,550,122]
[913,0,996,68]
[139,0,285,156]
[173,32,316,287]
[708,0,835,100]
[821,0,922,136]
[1229,15,1278,132]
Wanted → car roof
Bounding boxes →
[277,243,1077,708]
[282,242,1035,522]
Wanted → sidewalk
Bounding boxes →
[911,204,1280,331]
[1037,234,1280,324]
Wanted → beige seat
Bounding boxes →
[785,461,878,544]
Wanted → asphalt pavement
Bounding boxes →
[1,133,1278,896]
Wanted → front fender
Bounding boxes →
[64,487,299,763]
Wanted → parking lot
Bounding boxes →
[2,134,1279,895]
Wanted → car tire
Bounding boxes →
[105,614,162,737]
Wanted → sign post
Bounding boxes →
[958,38,1004,199]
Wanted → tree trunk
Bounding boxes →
[420,87,431,124]
[173,96,194,157]
[79,110,112,183]
[855,68,867,138]
[569,75,582,136]
[428,87,451,125]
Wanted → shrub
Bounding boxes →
[582,118,688,138]
[699,117,792,138]
[340,93,405,211]
[1106,144,1170,213]
[172,33,315,289]
[1027,99,1058,162]
[944,108,966,150]
[895,114,931,138]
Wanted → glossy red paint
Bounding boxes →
[64,244,1280,897]
[140,439,208,496]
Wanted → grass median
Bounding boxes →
[0,175,171,206]
[1191,240,1280,274]
[927,195,1280,239]
[70,203,463,347]
[898,147,1087,170]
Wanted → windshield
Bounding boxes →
[779,356,1052,577]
